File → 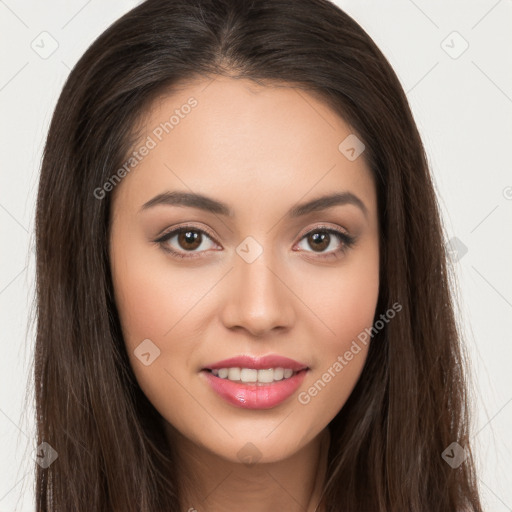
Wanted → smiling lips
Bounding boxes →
[201,354,309,409]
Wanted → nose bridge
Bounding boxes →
[221,239,294,335]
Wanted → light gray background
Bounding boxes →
[1,0,511,510]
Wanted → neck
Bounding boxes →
[167,426,330,512]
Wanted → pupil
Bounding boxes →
[310,232,329,251]
[180,230,201,250]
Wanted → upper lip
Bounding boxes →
[203,354,309,371]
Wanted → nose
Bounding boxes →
[220,252,295,337]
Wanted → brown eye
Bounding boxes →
[296,227,356,258]
[177,230,202,251]
[306,231,331,252]
[155,226,219,258]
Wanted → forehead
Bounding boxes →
[112,76,376,223]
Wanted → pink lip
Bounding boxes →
[201,369,308,409]
[203,354,309,371]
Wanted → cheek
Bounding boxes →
[325,266,379,348]
[113,265,182,340]
[310,243,380,351]
[110,247,210,428]
[110,230,226,397]
[298,249,379,415]
[111,257,211,389]
[110,222,206,344]
[109,227,191,382]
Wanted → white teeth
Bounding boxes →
[228,367,240,380]
[273,367,284,380]
[257,369,274,383]
[210,367,299,383]
[240,368,258,383]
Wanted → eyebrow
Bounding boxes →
[140,190,368,219]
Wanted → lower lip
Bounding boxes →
[201,369,308,409]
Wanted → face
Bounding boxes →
[109,76,379,464]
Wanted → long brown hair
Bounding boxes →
[34,0,483,510]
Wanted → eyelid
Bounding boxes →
[292,223,356,259]
[154,222,355,259]
[156,222,351,243]
[155,222,220,244]
[295,222,351,241]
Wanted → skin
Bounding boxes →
[109,75,380,512]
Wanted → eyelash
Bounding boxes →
[154,224,356,261]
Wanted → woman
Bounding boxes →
[34,0,483,510]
